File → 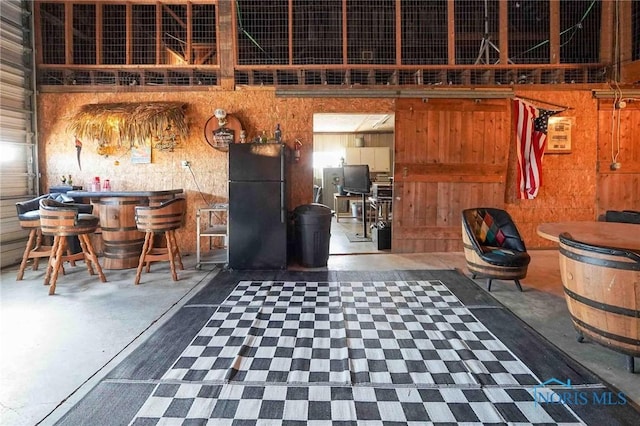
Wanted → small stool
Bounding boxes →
[39,199,106,295]
[134,197,186,285]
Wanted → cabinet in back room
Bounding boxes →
[345,147,390,172]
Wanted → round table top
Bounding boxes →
[537,221,640,252]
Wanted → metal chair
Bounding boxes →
[461,207,530,291]
[39,198,106,295]
[134,197,186,285]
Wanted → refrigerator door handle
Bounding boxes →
[280,181,286,224]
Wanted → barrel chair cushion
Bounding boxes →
[462,208,531,268]
[39,198,99,235]
[16,193,75,226]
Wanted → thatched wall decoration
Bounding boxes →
[67,102,189,150]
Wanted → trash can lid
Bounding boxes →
[294,203,332,216]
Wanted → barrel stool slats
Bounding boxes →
[15,195,55,280]
[558,232,640,372]
[134,197,186,285]
[39,199,106,295]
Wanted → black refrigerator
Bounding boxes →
[228,143,288,269]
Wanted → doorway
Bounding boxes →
[312,113,394,254]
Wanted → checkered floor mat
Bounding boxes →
[131,280,585,424]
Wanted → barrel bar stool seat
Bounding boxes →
[134,197,186,285]
[39,199,106,295]
[16,193,77,280]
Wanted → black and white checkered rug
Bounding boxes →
[56,270,640,425]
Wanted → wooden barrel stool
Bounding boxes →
[134,197,186,285]
[558,232,640,373]
[39,199,106,295]
[15,193,78,280]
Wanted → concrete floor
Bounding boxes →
[1,219,638,425]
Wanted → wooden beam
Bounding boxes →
[394,163,506,183]
[96,3,103,65]
[186,2,192,64]
[162,4,185,28]
[288,0,293,65]
[218,0,234,83]
[126,2,132,64]
[156,2,162,65]
[65,1,73,64]
[498,0,508,64]
[342,0,347,66]
[549,0,560,64]
[599,0,614,66]
[447,0,455,65]
[395,0,401,66]
[619,0,634,83]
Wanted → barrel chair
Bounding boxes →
[558,232,640,373]
[39,198,106,295]
[461,207,531,291]
[15,193,77,280]
[604,210,640,224]
[134,197,186,285]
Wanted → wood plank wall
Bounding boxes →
[392,98,510,252]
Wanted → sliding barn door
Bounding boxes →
[392,98,510,252]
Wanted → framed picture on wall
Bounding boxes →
[546,116,573,153]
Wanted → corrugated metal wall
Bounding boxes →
[1,1,38,268]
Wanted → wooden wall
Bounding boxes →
[596,99,640,214]
[37,88,637,254]
[37,90,394,254]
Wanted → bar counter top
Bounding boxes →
[67,189,183,198]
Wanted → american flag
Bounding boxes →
[513,98,561,199]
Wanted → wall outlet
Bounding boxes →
[181,160,190,168]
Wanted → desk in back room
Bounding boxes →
[67,189,184,269]
[333,193,363,222]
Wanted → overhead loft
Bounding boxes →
[34,1,639,90]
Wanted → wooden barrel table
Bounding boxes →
[98,196,148,269]
[558,232,640,371]
[67,189,184,269]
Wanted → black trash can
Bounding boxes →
[373,221,392,250]
[294,203,332,267]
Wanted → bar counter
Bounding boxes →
[68,189,184,269]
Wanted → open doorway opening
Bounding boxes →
[312,113,394,255]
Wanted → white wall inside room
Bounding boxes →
[312,133,394,184]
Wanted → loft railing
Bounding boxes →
[34,0,634,90]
